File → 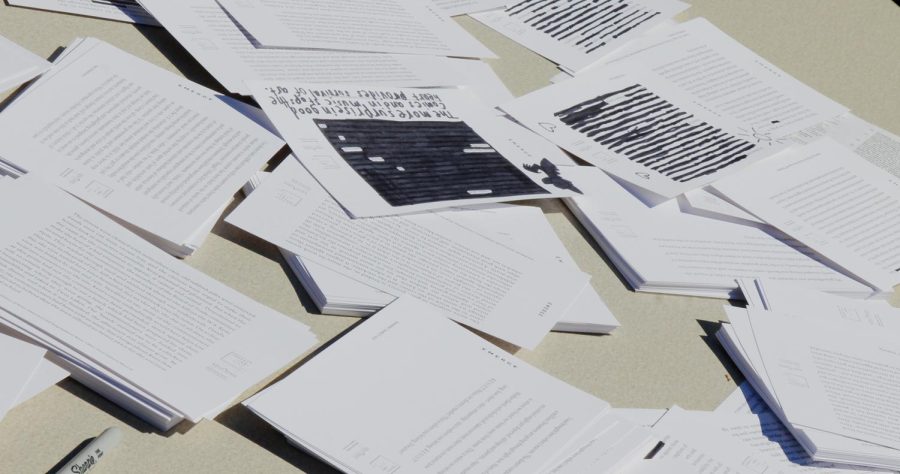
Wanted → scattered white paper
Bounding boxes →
[0,38,283,255]
[472,0,688,71]
[216,0,495,57]
[227,158,590,349]
[750,306,900,451]
[247,296,646,473]
[137,0,500,97]
[790,113,900,179]
[713,138,900,292]
[564,167,874,298]
[8,0,159,25]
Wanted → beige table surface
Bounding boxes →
[1,1,899,472]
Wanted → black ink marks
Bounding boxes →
[554,84,756,182]
[314,119,549,206]
[506,0,661,54]
[524,158,582,193]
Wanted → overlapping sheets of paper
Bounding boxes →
[0,175,316,431]
[0,37,284,257]
[503,18,848,198]
[712,139,900,293]
[717,279,900,470]
[242,170,620,334]
[246,296,657,474]
[136,0,511,102]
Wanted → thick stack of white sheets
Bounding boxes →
[0,175,316,431]
[243,171,621,334]
[717,279,900,470]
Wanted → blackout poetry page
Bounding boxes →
[0,176,315,423]
[0,38,283,249]
[502,64,776,198]
[713,138,900,292]
[247,297,616,474]
[749,307,900,452]
[248,83,577,217]
[216,0,495,57]
[226,158,589,349]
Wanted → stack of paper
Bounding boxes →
[242,171,621,334]
[227,158,592,349]
[791,113,900,179]
[137,0,511,103]
[0,34,49,92]
[8,0,159,25]
[643,404,883,473]
[0,175,316,431]
[560,166,875,299]
[0,38,284,257]
[246,296,657,474]
[718,279,900,470]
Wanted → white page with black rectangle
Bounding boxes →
[247,296,629,474]
[713,139,900,292]
[502,64,779,198]
[0,176,315,424]
[136,0,492,97]
[0,34,49,93]
[0,38,283,252]
[8,0,159,25]
[226,158,589,349]
[216,0,495,57]
[472,0,689,72]
[249,83,578,217]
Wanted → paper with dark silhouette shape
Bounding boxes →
[248,83,577,217]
